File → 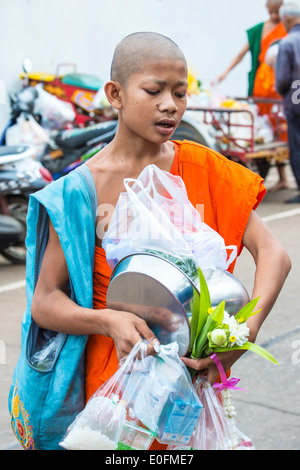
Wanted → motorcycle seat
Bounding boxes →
[0,145,35,164]
[55,121,118,149]
[0,214,24,248]
[62,73,103,91]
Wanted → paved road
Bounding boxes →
[0,166,299,451]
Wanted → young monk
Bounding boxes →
[215,0,289,191]
[20,32,290,449]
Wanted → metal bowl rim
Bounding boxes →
[109,252,200,293]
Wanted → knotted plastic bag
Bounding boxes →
[102,164,236,280]
[60,341,203,450]
[189,377,254,450]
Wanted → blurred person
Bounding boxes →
[214,0,289,192]
[276,2,300,203]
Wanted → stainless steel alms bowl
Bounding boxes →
[198,268,250,315]
[106,253,250,357]
[106,253,194,357]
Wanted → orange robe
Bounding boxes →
[253,22,287,116]
[85,141,266,448]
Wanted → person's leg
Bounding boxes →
[268,163,290,192]
[285,115,300,203]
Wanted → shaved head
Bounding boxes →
[267,0,284,6]
[110,32,187,86]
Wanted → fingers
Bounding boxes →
[181,356,214,371]
[181,356,219,386]
[135,318,160,356]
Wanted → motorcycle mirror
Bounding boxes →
[22,57,33,74]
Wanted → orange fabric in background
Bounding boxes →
[85,141,266,449]
[253,22,287,115]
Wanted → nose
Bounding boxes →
[271,13,280,22]
[158,92,178,114]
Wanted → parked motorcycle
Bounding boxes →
[0,145,52,264]
[42,120,118,179]
[0,76,121,179]
[19,59,114,127]
[0,214,24,261]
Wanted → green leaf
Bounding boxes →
[196,267,212,338]
[213,341,279,365]
[234,297,261,322]
[189,287,200,349]
[190,267,213,357]
[193,301,225,358]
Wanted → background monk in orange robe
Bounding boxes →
[215,0,289,192]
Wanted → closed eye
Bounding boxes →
[144,89,160,96]
[176,92,187,99]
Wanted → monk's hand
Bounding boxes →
[211,73,227,87]
[181,350,243,386]
[103,309,159,361]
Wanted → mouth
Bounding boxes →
[155,119,176,134]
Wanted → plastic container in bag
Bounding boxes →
[117,420,155,450]
[60,341,203,450]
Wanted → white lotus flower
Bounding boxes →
[222,311,249,347]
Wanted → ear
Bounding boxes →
[104,81,123,110]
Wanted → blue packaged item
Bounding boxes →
[157,392,202,445]
[127,343,203,443]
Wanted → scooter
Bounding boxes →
[0,214,24,262]
[42,119,118,179]
[19,59,113,127]
[0,79,119,179]
[0,145,52,264]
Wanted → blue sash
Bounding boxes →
[8,164,97,450]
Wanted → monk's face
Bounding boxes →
[266,2,282,23]
[119,58,188,144]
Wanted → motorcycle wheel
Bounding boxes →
[249,157,271,180]
[172,121,209,146]
[0,195,28,265]
[175,122,271,179]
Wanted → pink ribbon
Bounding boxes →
[210,353,246,393]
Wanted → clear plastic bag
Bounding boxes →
[30,331,65,371]
[34,84,76,129]
[127,343,203,446]
[5,114,50,158]
[102,164,236,279]
[60,341,203,450]
[189,377,254,450]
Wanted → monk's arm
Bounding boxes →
[215,43,249,84]
[241,210,291,341]
[31,220,158,359]
[182,211,291,383]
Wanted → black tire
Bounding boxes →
[252,157,271,179]
[172,121,209,146]
[0,195,28,264]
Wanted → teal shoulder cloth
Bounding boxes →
[8,164,97,450]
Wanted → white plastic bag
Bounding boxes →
[127,343,203,445]
[102,164,236,278]
[6,114,50,158]
[34,84,75,129]
[30,332,65,371]
[189,377,254,450]
[60,341,203,450]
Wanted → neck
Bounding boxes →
[290,20,300,30]
[109,122,171,163]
